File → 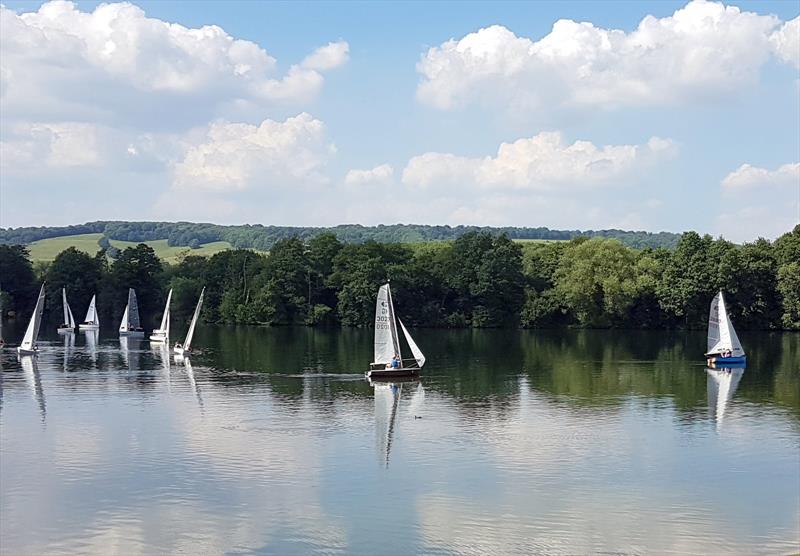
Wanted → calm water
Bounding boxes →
[1,325,798,555]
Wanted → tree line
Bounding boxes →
[1,226,798,331]
[0,220,681,251]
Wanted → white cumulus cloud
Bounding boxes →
[172,113,334,193]
[344,164,394,186]
[416,0,794,112]
[718,162,800,241]
[721,162,800,189]
[402,132,675,190]
[0,1,348,128]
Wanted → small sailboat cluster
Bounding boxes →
[5,284,207,361]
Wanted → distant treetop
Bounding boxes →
[0,220,682,250]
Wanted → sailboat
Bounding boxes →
[119,288,145,338]
[18,283,46,356]
[705,291,746,366]
[174,287,204,356]
[79,294,100,330]
[150,289,172,343]
[367,282,426,379]
[57,288,77,334]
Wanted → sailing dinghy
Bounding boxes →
[57,288,77,334]
[1,282,5,350]
[367,283,426,379]
[18,283,46,356]
[174,287,204,356]
[150,289,172,343]
[705,291,746,366]
[119,288,145,337]
[79,294,100,330]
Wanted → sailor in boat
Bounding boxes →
[387,353,401,369]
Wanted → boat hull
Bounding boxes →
[707,355,747,367]
[57,326,74,334]
[149,333,168,343]
[367,367,420,380]
[120,330,145,338]
[17,347,36,355]
[79,324,99,330]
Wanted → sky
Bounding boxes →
[0,0,798,241]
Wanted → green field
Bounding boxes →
[26,233,233,264]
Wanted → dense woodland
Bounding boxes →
[0,221,681,250]
[1,226,798,331]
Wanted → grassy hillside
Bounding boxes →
[27,233,233,263]
[27,233,105,261]
[108,238,232,264]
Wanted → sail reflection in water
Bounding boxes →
[706,367,744,428]
[19,355,46,422]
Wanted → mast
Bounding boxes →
[158,289,173,332]
[62,288,69,326]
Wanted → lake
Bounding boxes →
[1,326,798,555]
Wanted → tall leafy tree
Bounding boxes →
[44,247,104,326]
[0,244,37,318]
[109,244,164,327]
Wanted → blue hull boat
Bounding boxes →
[707,355,747,367]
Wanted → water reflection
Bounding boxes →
[0,327,797,555]
[706,367,744,428]
[19,355,46,423]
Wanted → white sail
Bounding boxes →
[68,303,76,328]
[62,288,70,325]
[119,305,129,333]
[127,288,141,329]
[707,292,745,357]
[399,318,425,368]
[374,284,402,364]
[156,289,172,333]
[183,287,205,351]
[84,295,99,325]
[20,284,46,352]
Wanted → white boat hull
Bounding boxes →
[173,346,186,356]
[79,324,99,330]
[57,327,74,335]
[150,333,168,343]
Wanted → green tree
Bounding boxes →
[777,262,800,329]
[44,247,103,326]
[109,244,164,326]
[0,245,37,318]
[554,238,639,327]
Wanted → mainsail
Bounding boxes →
[62,288,76,327]
[84,295,99,326]
[127,289,141,329]
[183,287,205,350]
[156,289,172,333]
[20,284,46,352]
[707,292,744,357]
[374,284,400,365]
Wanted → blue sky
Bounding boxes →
[1,0,798,240]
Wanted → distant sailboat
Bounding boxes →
[174,287,204,356]
[0,282,5,350]
[367,283,426,379]
[57,288,77,334]
[18,283,46,356]
[119,288,145,338]
[705,291,746,366]
[79,294,100,330]
[150,289,172,343]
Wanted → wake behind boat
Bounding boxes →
[705,291,746,367]
[367,283,426,380]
